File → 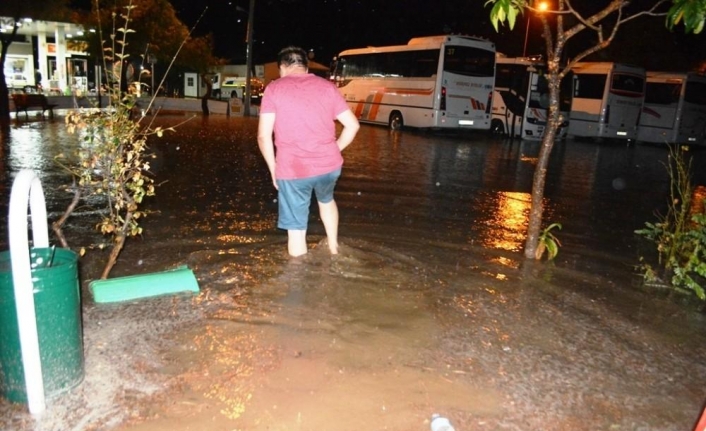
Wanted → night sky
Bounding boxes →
[169,0,508,65]
[168,0,706,71]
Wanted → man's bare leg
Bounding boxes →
[287,229,308,257]
[318,200,339,254]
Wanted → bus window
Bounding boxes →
[574,74,606,99]
[495,64,517,89]
[340,49,440,78]
[612,73,644,95]
[560,72,573,111]
[685,80,706,105]
[645,82,681,105]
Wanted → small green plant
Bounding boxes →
[635,145,706,301]
[52,0,186,279]
[535,222,562,260]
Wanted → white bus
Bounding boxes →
[491,55,572,140]
[567,62,645,141]
[329,35,496,130]
[637,71,706,146]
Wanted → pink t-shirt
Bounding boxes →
[260,73,350,180]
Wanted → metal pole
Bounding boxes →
[95,65,102,109]
[523,12,531,57]
[244,0,255,117]
[147,54,156,97]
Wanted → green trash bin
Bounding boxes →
[0,247,84,403]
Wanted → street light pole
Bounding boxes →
[522,2,549,58]
[147,54,156,96]
[522,11,532,57]
[244,0,255,117]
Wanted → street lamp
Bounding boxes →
[522,1,549,58]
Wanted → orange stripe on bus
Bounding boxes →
[368,92,385,120]
[351,87,435,121]
[354,101,364,118]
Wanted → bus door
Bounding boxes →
[638,79,681,144]
[605,72,644,138]
[679,76,706,145]
[568,73,607,138]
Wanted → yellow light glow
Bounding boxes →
[479,191,531,252]
[537,1,549,12]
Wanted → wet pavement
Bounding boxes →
[1,113,706,430]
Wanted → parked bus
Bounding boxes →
[567,62,645,141]
[491,55,572,140]
[329,35,496,130]
[637,71,706,146]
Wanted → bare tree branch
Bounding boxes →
[564,0,625,40]
[618,0,671,25]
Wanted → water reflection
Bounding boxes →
[483,191,531,252]
[1,116,705,269]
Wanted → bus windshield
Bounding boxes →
[527,71,573,111]
[528,72,550,109]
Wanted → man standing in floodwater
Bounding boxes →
[257,46,360,257]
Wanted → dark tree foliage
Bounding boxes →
[74,0,221,77]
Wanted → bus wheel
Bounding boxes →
[389,112,404,130]
[490,120,505,136]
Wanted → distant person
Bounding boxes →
[257,46,360,257]
[34,69,42,93]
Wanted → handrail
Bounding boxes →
[8,170,50,414]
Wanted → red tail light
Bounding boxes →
[486,91,492,114]
[440,86,446,111]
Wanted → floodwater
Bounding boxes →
[1,113,706,431]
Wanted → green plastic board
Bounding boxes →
[89,265,199,303]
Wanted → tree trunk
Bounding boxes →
[201,95,209,116]
[0,46,12,121]
[101,232,127,280]
[523,49,564,259]
[0,82,9,122]
[100,211,133,280]
[524,134,554,259]
[52,184,82,249]
[201,75,212,116]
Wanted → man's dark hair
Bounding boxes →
[277,46,309,68]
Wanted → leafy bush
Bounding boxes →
[635,145,706,301]
[54,1,172,279]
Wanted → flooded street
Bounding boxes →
[1,114,706,431]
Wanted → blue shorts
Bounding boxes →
[276,168,342,230]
